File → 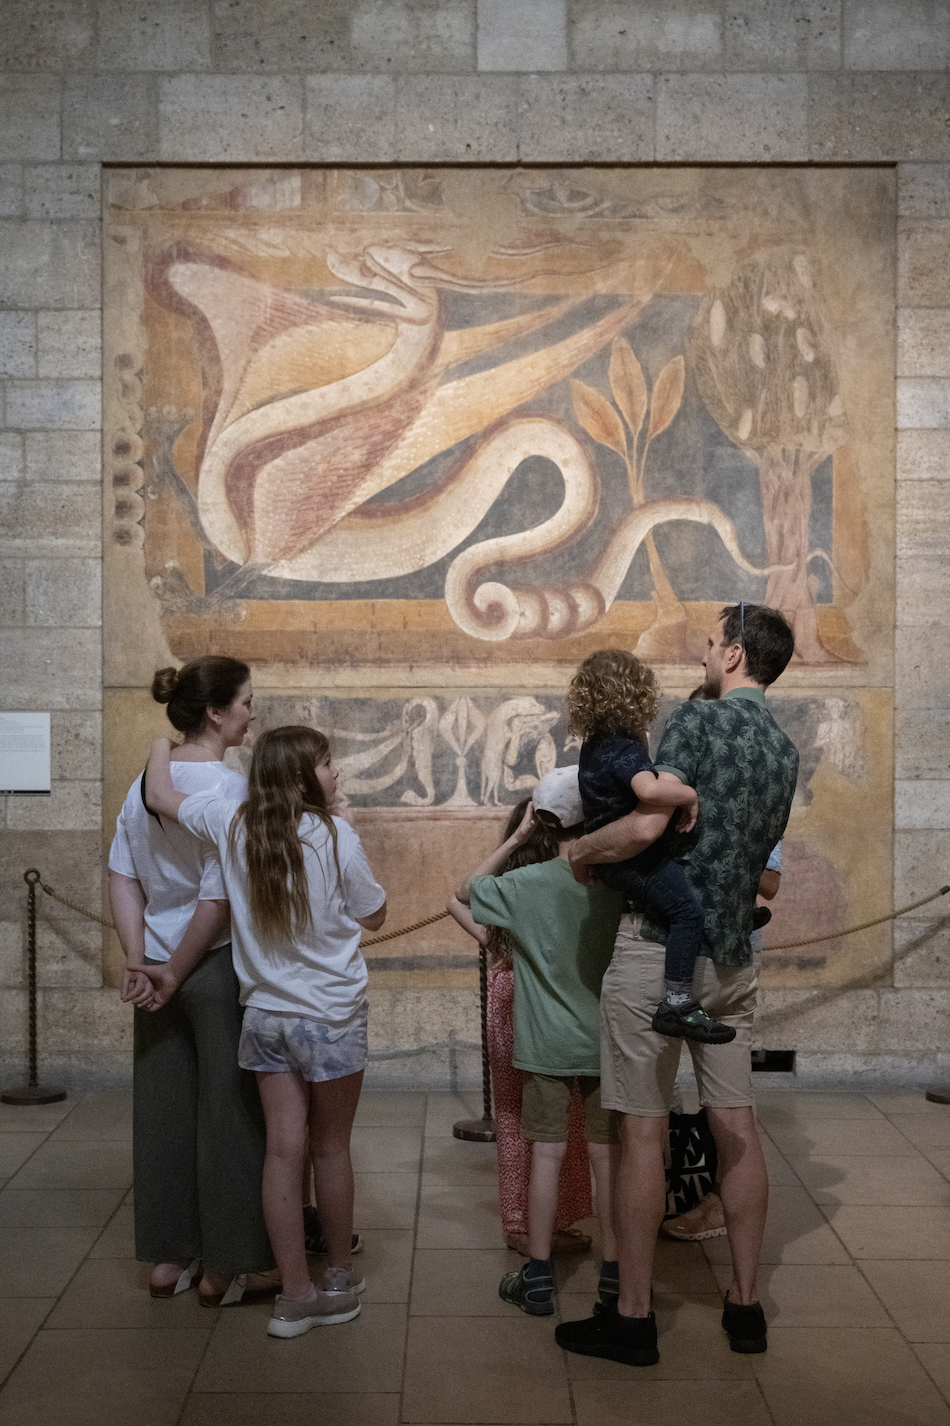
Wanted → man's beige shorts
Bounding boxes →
[600,915,757,1117]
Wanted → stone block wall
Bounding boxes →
[1,0,949,1088]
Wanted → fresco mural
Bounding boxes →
[103,167,895,993]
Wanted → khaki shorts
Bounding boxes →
[600,915,757,1117]
[521,1072,616,1144]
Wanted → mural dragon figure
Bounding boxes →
[154,240,789,641]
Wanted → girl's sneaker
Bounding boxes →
[498,1262,555,1316]
[267,1286,360,1338]
[323,1265,366,1295]
[651,999,736,1044]
[303,1205,364,1256]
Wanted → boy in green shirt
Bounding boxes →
[458,767,623,1317]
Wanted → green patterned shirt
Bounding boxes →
[643,687,799,968]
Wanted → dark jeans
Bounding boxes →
[133,943,274,1273]
[598,849,705,989]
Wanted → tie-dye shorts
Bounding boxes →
[238,1003,368,1082]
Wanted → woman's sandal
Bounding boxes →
[198,1271,281,1308]
[149,1259,201,1298]
[552,1228,593,1255]
[505,1228,593,1256]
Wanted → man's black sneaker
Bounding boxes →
[303,1205,364,1256]
[555,1310,659,1366]
[722,1292,767,1353]
[651,999,737,1044]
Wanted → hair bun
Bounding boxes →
[151,667,180,704]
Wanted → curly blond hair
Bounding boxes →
[567,648,660,742]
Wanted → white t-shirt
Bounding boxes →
[178,793,385,1021]
[108,760,247,962]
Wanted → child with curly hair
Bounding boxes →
[568,649,735,1045]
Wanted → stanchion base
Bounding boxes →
[925,1086,950,1105]
[1,1084,67,1106]
[453,1117,497,1142]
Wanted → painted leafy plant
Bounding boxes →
[571,340,693,659]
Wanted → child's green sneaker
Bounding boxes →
[652,998,736,1044]
[498,1261,555,1316]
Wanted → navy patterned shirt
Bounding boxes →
[578,734,656,834]
[644,688,799,967]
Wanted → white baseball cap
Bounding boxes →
[532,765,584,828]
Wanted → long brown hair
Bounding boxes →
[485,798,562,965]
[231,725,340,943]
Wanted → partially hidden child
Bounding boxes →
[568,649,735,1045]
[456,766,623,1319]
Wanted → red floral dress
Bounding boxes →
[487,961,593,1235]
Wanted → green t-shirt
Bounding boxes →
[470,857,623,1076]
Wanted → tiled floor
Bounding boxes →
[1,1087,950,1425]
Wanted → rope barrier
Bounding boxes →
[29,875,950,953]
[38,878,117,929]
[360,910,449,946]
[766,885,949,950]
[34,874,449,946]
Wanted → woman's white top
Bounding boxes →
[108,760,246,962]
[178,793,385,1021]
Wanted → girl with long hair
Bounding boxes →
[144,724,386,1338]
[447,800,593,1255]
[109,656,279,1305]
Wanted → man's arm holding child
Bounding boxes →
[568,807,672,883]
[630,769,698,832]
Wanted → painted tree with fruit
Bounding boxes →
[688,247,850,663]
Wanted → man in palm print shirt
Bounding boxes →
[557,604,798,1367]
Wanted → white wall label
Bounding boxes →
[0,712,51,794]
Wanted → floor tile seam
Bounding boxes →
[908,1341,950,1407]
[27,1190,133,1327]
[0,1294,59,1391]
[814,1199,950,1238]
[757,1322,919,1335]
[398,1093,430,1421]
[758,1128,811,1195]
[0,1122,64,1188]
[885,1111,949,1156]
[802,1191,863,1268]
[921,1148,950,1181]
[174,1300,221,1426]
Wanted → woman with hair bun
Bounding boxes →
[144,724,386,1339]
[108,655,278,1305]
